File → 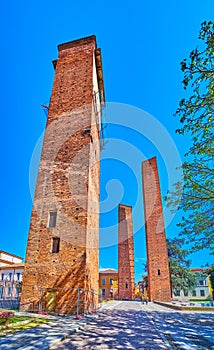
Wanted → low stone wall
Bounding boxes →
[154,300,214,312]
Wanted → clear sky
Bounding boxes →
[0,1,213,282]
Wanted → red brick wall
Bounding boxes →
[20,36,104,313]
[118,205,135,300]
[142,157,171,302]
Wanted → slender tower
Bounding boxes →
[118,204,135,300]
[142,157,171,302]
[20,36,105,313]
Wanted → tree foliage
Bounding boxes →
[205,264,214,299]
[167,238,197,293]
[166,21,214,253]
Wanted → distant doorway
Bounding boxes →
[46,290,56,312]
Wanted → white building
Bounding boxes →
[0,250,24,299]
[173,268,211,300]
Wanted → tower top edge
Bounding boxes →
[58,35,97,52]
[119,204,133,210]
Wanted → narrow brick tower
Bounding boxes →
[118,204,135,300]
[142,157,171,302]
[20,36,105,313]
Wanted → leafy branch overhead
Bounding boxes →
[166,21,214,253]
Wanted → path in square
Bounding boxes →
[50,301,168,349]
[141,302,214,349]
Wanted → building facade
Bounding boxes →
[99,269,118,299]
[0,251,24,302]
[142,157,171,302]
[173,268,211,300]
[20,35,105,314]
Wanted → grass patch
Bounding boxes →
[0,317,51,337]
[11,316,32,324]
[189,299,212,304]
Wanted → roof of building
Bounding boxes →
[0,250,23,260]
[99,268,118,274]
[0,263,25,270]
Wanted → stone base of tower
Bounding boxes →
[20,284,98,314]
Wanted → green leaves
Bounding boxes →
[167,238,198,291]
[167,21,214,255]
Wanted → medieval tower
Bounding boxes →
[118,204,135,300]
[20,36,105,313]
[142,157,171,302]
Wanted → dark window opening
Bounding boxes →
[200,290,205,297]
[49,211,57,228]
[52,237,60,253]
[125,283,128,289]
[158,269,161,275]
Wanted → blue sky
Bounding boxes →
[0,1,213,281]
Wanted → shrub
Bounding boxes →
[0,310,14,326]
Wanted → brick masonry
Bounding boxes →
[142,157,171,302]
[118,204,135,300]
[20,36,105,313]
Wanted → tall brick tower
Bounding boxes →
[118,204,135,300]
[20,36,105,313]
[142,157,171,302]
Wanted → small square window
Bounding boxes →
[52,237,60,253]
[49,211,57,228]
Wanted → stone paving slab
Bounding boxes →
[141,302,214,349]
[0,315,95,350]
[50,301,169,350]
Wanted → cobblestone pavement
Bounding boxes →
[50,301,169,349]
[0,315,91,350]
[141,302,214,349]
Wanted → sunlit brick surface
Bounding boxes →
[118,205,135,300]
[142,157,171,302]
[20,36,104,313]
